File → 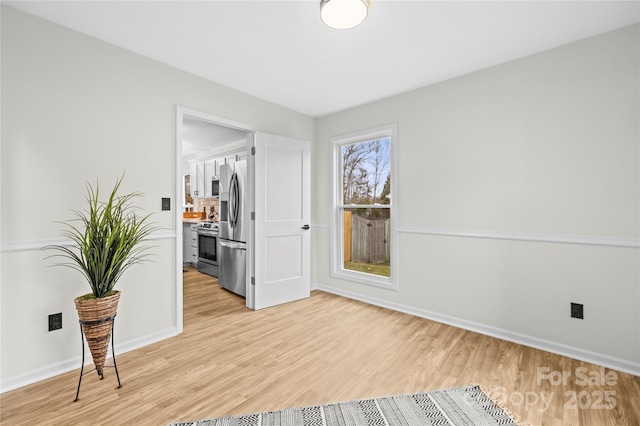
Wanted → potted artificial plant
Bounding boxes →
[45,175,157,377]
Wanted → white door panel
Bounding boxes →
[252,132,310,310]
[265,235,303,282]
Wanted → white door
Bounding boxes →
[250,132,311,310]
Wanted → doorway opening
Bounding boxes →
[175,106,254,333]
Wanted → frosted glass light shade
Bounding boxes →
[320,0,369,30]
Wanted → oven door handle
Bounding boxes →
[197,231,218,237]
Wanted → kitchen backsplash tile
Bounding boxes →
[197,198,220,222]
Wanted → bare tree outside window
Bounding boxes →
[342,138,390,204]
[340,137,391,277]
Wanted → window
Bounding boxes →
[331,125,396,289]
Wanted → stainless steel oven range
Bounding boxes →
[196,222,218,277]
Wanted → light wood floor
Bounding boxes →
[2,267,639,425]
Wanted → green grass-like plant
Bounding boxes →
[45,175,158,299]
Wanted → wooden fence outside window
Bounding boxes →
[343,210,390,264]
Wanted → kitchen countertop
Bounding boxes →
[183,219,218,224]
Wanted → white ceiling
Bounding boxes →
[181,116,248,156]
[5,1,639,118]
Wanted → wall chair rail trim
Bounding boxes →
[397,227,639,249]
[0,229,176,253]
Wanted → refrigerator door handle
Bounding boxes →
[229,172,240,228]
[219,240,246,250]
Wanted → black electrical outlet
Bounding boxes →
[48,313,62,331]
[571,303,584,320]
[162,197,171,211]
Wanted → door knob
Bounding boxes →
[301,225,310,230]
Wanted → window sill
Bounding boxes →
[330,268,398,291]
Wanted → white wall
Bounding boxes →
[314,24,639,374]
[0,6,314,390]
[2,4,638,393]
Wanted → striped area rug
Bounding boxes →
[169,385,518,425]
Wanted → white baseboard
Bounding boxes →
[0,327,178,394]
[316,284,640,377]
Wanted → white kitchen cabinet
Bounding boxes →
[203,159,214,198]
[225,153,237,172]
[189,225,198,264]
[188,150,247,200]
[216,158,225,176]
[224,149,248,171]
[190,162,206,197]
[236,150,248,162]
[183,222,198,265]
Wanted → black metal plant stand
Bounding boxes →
[74,314,122,402]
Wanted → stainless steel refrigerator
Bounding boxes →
[218,159,247,297]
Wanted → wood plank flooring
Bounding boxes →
[1,267,639,425]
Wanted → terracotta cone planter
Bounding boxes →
[74,291,121,376]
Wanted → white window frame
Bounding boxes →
[330,124,398,290]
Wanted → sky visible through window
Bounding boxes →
[341,137,391,206]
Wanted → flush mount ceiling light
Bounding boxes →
[320,0,369,30]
